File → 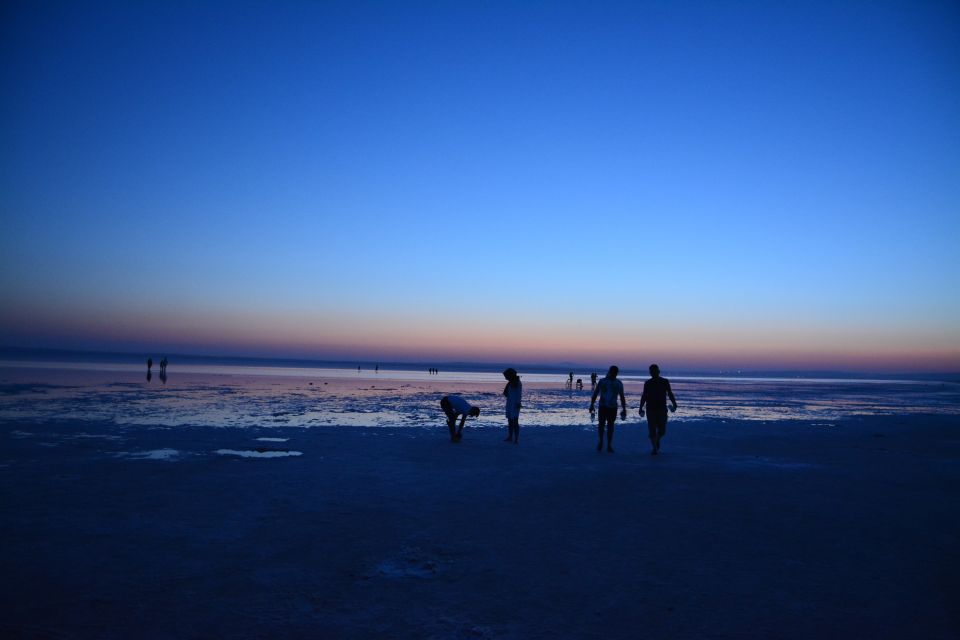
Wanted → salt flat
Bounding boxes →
[1,411,957,639]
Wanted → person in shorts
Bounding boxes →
[589,366,627,453]
[638,364,677,455]
[440,394,480,442]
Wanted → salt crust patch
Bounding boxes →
[118,449,180,460]
[255,437,289,442]
[216,449,302,458]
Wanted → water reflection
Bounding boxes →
[1,365,957,429]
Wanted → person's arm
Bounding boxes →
[590,384,600,411]
[638,387,647,417]
[667,381,677,412]
[619,384,627,419]
[459,414,467,430]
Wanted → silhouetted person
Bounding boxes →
[502,368,522,444]
[590,372,597,389]
[440,394,480,442]
[159,370,167,384]
[146,358,153,382]
[576,378,583,390]
[375,364,379,373]
[638,364,677,455]
[160,356,168,374]
[590,366,626,452]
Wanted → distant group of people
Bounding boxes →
[428,367,439,375]
[441,364,677,455]
[146,357,169,383]
[566,371,598,391]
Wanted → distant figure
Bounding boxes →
[440,395,480,442]
[357,365,361,373]
[375,364,379,373]
[146,358,153,382]
[590,372,597,389]
[576,378,583,391]
[159,356,168,375]
[159,369,167,384]
[502,368,522,444]
[567,371,574,389]
[638,364,677,455]
[590,366,626,453]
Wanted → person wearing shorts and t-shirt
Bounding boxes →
[440,394,480,442]
[638,364,677,455]
[589,366,627,453]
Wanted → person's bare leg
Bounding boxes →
[607,423,615,453]
[597,422,605,451]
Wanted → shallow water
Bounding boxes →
[1,363,958,429]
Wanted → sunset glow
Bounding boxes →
[2,1,958,373]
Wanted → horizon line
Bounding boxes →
[2,345,958,382]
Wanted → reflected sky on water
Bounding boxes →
[1,363,958,429]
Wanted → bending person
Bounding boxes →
[589,366,627,453]
[440,394,481,442]
[638,364,677,455]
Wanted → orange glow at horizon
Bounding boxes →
[3,301,959,373]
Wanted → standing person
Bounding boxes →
[590,371,598,389]
[502,368,522,444]
[638,364,677,455]
[146,358,153,382]
[440,394,481,442]
[589,366,627,452]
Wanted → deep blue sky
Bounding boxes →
[2,1,958,370]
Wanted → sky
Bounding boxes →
[1,1,958,372]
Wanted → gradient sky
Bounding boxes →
[2,1,959,372]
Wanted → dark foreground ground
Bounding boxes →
[1,415,958,639]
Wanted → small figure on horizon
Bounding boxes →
[375,364,379,373]
[590,371,597,389]
[146,357,153,382]
[638,364,677,455]
[358,365,361,373]
[590,366,627,453]
[159,356,168,375]
[568,371,574,388]
[502,368,522,444]
[576,378,583,391]
[440,394,481,442]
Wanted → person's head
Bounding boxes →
[649,363,660,377]
[469,407,481,417]
[607,365,619,378]
[502,367,517,381]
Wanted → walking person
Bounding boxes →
[502,368,522,444]
[638,364,677,455]
[440,394,481,442]
[589,366,627,452]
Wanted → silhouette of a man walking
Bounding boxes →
[590,366,626,452]
[638,364,677,455]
